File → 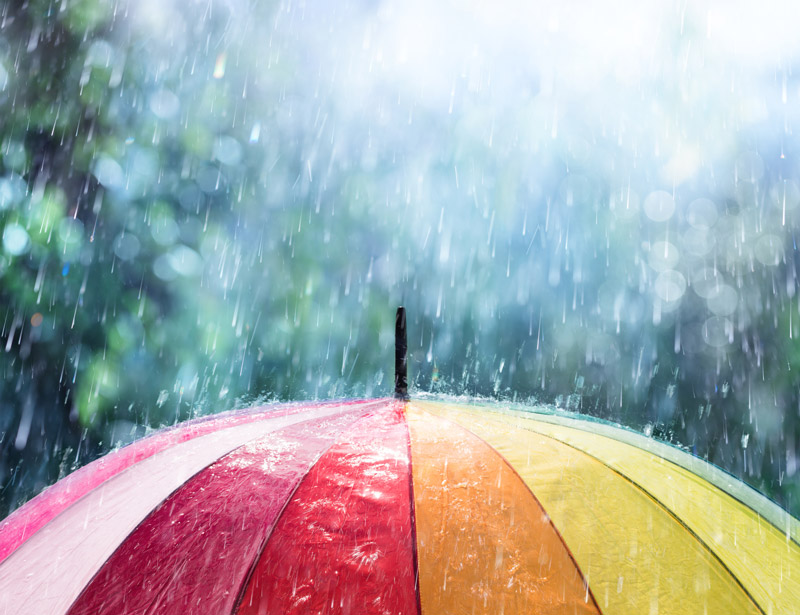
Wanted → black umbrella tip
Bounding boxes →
[394,307,409,400]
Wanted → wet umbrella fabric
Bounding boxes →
[0,399,798,615]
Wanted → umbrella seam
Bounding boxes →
[402,401,423,615]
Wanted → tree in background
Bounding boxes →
[0,0,398,515]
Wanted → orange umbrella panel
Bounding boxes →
[407,406,600,615]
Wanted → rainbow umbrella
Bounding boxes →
[0,311,798,614]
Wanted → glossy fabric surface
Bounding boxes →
[406,406,600,615]
[237,404,418,615]
[0,400,359,563]
[66,410,368,615]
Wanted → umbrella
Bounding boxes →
[0,310,798,614]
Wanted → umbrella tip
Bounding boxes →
[394,307,409,401]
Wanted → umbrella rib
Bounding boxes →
[401,402,423,615]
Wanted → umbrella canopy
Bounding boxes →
[0,397,798,615]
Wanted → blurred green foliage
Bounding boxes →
[0,0,394,514]
[0,0,798,518]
